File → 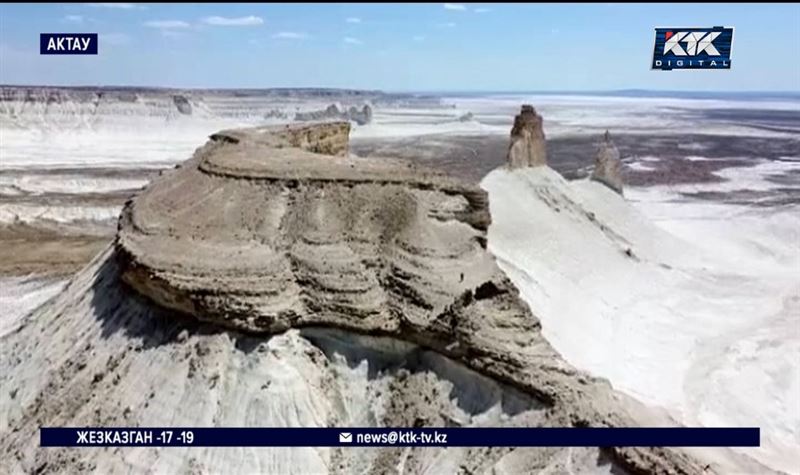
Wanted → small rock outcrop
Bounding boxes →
[263,108,289,120]
[294,103,373,125]
[591,130,624,195]
[507,105,547,168]
[348,104,373,125]
[172,95,192,115]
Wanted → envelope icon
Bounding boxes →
[339,432,352,443]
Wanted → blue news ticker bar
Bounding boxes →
[41,427,760,447]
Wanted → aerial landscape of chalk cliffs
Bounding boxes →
[0,86,798,474]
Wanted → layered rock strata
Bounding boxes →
[110,121,704,474]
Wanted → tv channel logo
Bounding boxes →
[40,33,98,55]
[652,27,733,70]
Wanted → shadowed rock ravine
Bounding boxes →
[2,121,708,474]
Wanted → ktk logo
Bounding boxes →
[663,31,721,56]
[652,27,733,71]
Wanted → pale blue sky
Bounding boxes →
[1,3,798,91]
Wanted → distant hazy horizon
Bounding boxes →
[2,84,799,100]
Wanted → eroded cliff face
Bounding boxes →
[507,105,547,168]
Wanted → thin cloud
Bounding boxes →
[64,15,84,23]
[345,17,361,24]
[272,31,309,40]
[413,35,425,42]
[144,20,190,29]
[437,22,456,28]
[86,3,142,9]
[444,3,466,11]
[202,15,263,26]
[343,37,362,45]
[474,7,491,13]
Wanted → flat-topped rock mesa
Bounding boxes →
[591,130,624,194]
[112,122,704,473]
[507,104,547,168]
[117,121,494,336]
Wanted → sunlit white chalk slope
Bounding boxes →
[482,166,799,474]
